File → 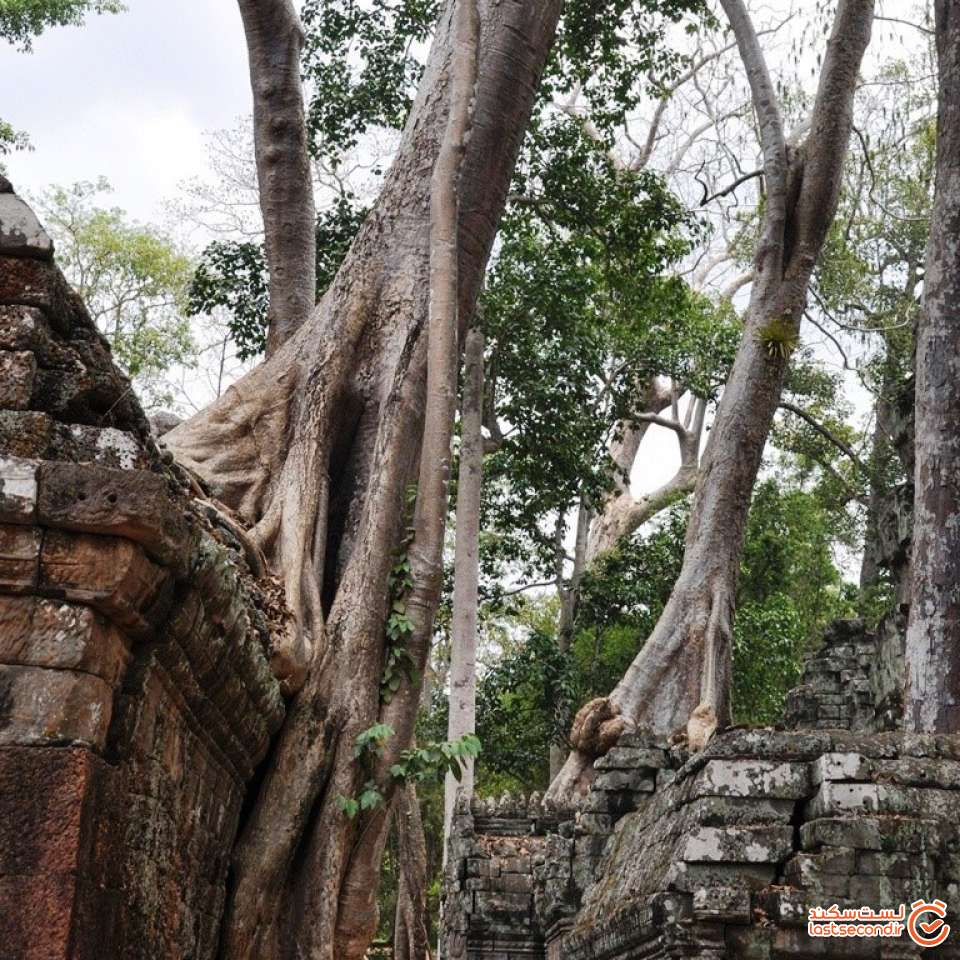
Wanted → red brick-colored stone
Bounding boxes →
[0,746,99,874]
[0,595,131,686]
[39,530,168,634]
[0,663,114,748]
[0,521,41,593]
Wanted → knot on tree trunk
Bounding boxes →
[569,697,629,758]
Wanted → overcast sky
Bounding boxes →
[0,0,251,221]
[0,1,903,517]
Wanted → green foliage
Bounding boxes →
[481,117,738,583]
[389,733,481,785]
[35,180,195,406]
[381,485,418,704]
[474,629,573,790]
[337,724,480,819]
[757,317,800,360]
[732,595,805,725]
[544,0,712,139]
[301,0,439,158]
[187,195,367,359]
[0,0,124,50]
[0,119,29,162]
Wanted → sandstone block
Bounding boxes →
[664,861,777,893]
[800,816,883,851]
[680,825,794,864]
[0,409,55,458]
[0,596,130,686]
[0,663,114,748]
[39,530,168,634]
[0,349,36,409]
[0,746,103,875]
[689,759,810,800]
[594,745,668,770]
[0,193,54,259]
[37,461,192,571]
[0,522,41,593]
[811,752,872,785]
[0,455,37,523]
[593,768,656,792]
[693,885,751,923]
[0,304,44,351]
[0,256,71,331]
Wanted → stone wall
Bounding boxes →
[446,730,960,959]
[784,619,878,732]
[0,180,287,959]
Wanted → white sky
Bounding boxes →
[0,1,920,509]
[0,0,251,222]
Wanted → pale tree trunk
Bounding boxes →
[236,0,317,356]
[443,322,484,847]
[550,386,705,780]
[586,390,707,565]
[166,1,561,956]
[548,0,875,803]
[859,375,895,591]
[904,0,960,734]
[549,498,591,778]
[394,784,433,960]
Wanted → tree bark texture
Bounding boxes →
[547,0,875,803]
[236,0,317,357]
[393,785,433,960]
[166,1,561,956]
[444,322,484,847]
[904,0,960,734]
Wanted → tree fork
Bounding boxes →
[167,0,564,954]
[547,0,875,803]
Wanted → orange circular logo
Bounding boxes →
[907,900,951,948]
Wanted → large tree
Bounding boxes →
[548,0,876,800]
[904,0,960,735]
[164,0,561,956]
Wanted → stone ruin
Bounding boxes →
[442,374,960,958]
[0,183,957,960]
[0,178,287,959]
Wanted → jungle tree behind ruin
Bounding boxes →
[548,0,876,801]
[904,0,960,736]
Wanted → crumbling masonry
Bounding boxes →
[0,186,957,960]
[0,180,286,959]
[442,386,960,955]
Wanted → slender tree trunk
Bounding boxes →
[166,1,561,956]
[904,0,960,734]
[394,784,433,960]
[548,0,874,802]
[236,0,317,356]
[444,322,484,847]
[585,378,672,562]
[859,376,895,591]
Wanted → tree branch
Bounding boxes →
[779,400,865,470]
[236,0,317,356]
[790,0,876,270]
[701,168,763,206]
[719,0,789,277]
